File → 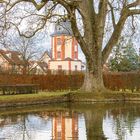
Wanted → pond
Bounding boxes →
[0,102,140,140]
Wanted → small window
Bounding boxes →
[57,38,61,45]
[74,52,77,59]
[57,132,61,138]
[58,65,62,70]
[75,65,77,71]
[57,51,61,59]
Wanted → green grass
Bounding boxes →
[1,90,140,107]
[0,91,69,104]
[70,90,140,101]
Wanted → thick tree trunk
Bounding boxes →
[81,57,105,93]
[81,68,105,93]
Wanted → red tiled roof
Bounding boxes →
[0,50,25,65]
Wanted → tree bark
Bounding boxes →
[80,48,105,93]
[81,65,105,93]
[68,0,107,93]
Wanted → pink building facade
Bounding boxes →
[49,21,84,72]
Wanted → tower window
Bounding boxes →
[75,65,77,71]
[74,52,77,59]
[57,51,61,59]
[57,38,61,45]
[58,65,62,70]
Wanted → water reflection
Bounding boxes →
[0,103,140,140]
[103,104,140,140]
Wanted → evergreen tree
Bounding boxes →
[109,39,139,72]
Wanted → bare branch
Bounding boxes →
[102,7,129,63]
[5,0,48,12]
[126,0,140,8]
[131,15,136,36]
[108,1,116,29]
[128,9,140,15]
[68,9,89,57]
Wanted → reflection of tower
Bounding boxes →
[52,112,78,140]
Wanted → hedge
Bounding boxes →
[0,72,140,92]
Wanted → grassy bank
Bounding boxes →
[1,91,140,108]
[0,91,69,107]
[70,91,140,102]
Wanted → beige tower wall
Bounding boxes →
[65,36,72,58]
[49,60,82,71]
[49,61,69,71]
[71,61,82,71]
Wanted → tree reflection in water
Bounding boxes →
[103,104,140,140]
[0,114,52,140]
[0,103,140,140]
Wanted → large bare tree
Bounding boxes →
[0,0,140,93]
[3,32,44,61]
[7,34,45,73]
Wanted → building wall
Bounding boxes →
[52,37,55,59]
[49,60,82,71]
[41,53,51,63]
[49,61,69,71]
[50,33,82,72]
[65,36,72,58]
[0,54,12,71]
[0,54,4,63]
[71,61,82,71]
[52,36,78,60]
[29,63,46,75]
